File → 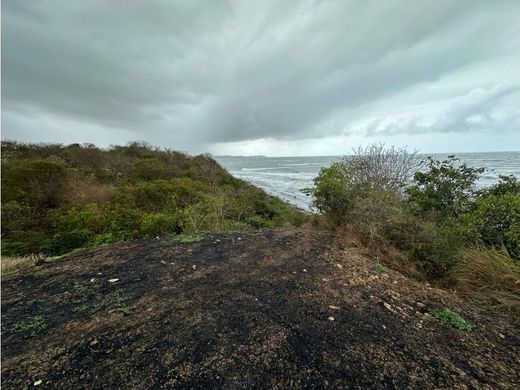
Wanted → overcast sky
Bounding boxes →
[2,0,520,156]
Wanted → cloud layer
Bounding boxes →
[2,0,520,154]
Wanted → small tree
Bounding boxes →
[407,156,484,219]
[304,144,421,223]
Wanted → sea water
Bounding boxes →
[216,152,520,211]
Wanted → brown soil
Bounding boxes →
[2,228,519,389]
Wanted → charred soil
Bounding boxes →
[2,228,519,389]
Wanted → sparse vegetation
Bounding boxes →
[1,140,306,257]
[9,315,47,336]
[68,280,129,315]
[430,308,472,331]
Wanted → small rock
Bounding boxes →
[416,302,425,308]
[302,269,307,273]
[237,237,242,240]
[382,325,387,329]
[97,272,103,275]
[108,278,119,283]
[335,263,343,269]
[160,260,166,264]
[328,316,335,321]
[90,278,96,283]
[192,265,197,270]
[34,380,42,386]
[499,333,505,339]
[90,339,98,347]
[329,305,340,310]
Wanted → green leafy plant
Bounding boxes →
[407,156,484,219]
[462,193,520,260]
[430,308,472,331]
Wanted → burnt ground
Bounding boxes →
[1,228,519,389]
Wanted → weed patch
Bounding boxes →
[430,308,472,331]
[9,315,47,336]
[68,281,129,315]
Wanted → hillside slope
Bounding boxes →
[2,228,519,388]
[1,141,304,257]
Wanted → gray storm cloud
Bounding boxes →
[2,0,519,152]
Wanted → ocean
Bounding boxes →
[215,152,520,211]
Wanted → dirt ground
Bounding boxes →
[2,228,519,389]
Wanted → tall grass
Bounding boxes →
[450,247,520,310]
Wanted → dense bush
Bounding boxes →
[1,141,305,257]
[407,156,484,218]
[305,145,519,279]
[304,145,419,223]
[304,163,355,222]
[141,213,183,238]
[463,193,520,259]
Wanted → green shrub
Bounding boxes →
[303,163,355,222]
[140,212,182,238]
[130,158,171,181]
[411,221,467,277]
[479,175,520,197]
[463,193,520,260]
[103,208,143,241]
[2,159,67,208]
[407,156,484,219]
[119,180,177,212]
[54,204,107,233]
[304,145,419,225]
[42,229,93,256]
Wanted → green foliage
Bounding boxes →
[68,280,128,315]
[307,147,518,281]
[411,221,467,277]
[130,158,171,181]
[407,156,484,219]
[42,229,93,256]
[303,163,355,222]
[2,141,303,256]
[2,159,67,208]
[141,212,182,238]
[9,315,47,336]
[430,308,472,331]
[479,175,520,197]
[463,193,520,260]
